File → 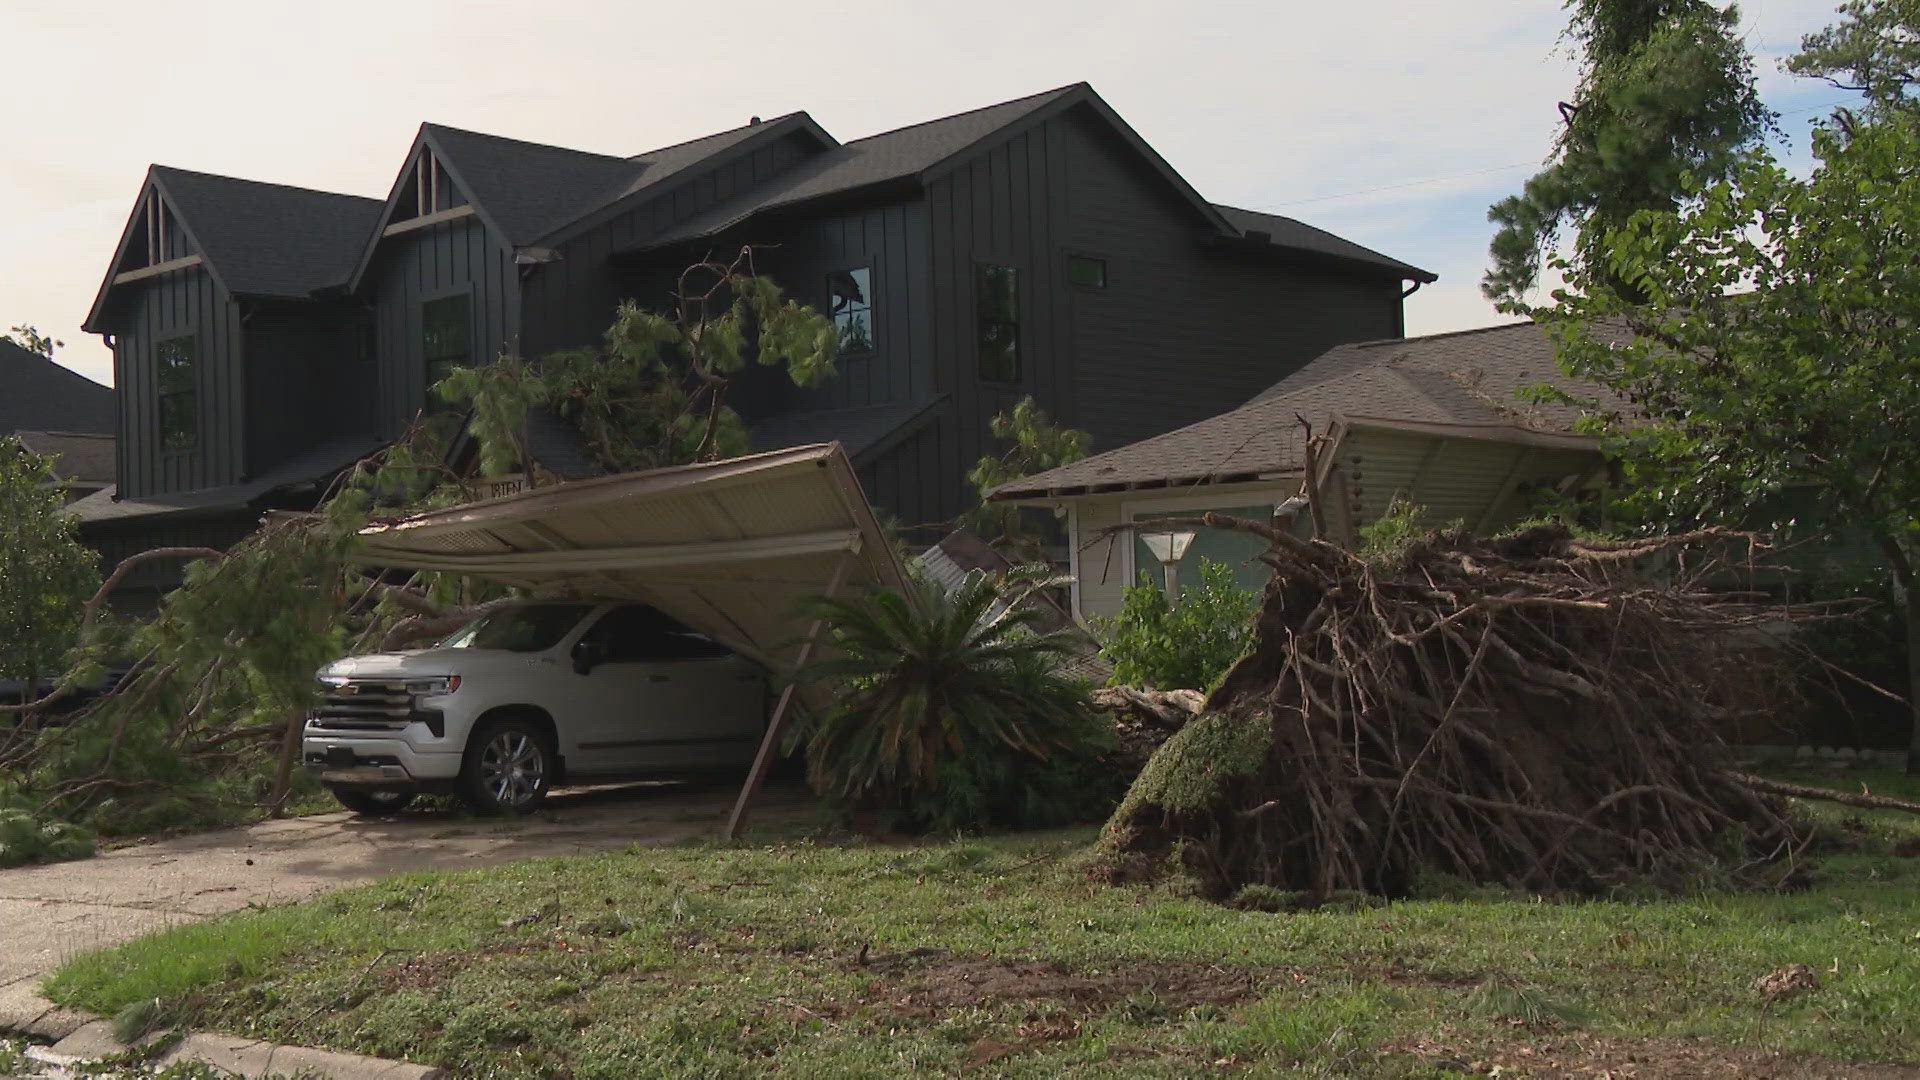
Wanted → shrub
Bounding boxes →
[1095,559,1258,691]
[0,807,94,868]
[793,568,1117,833]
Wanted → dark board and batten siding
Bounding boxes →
[368,216,519,438]
[518,134,819,361]
[109,266,244,499]
[1054,108,1405,452]
[245,302,372,475]
[923,118,1072,529]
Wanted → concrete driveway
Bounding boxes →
[0,780,815,1014]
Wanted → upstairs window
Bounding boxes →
[828,267,874,354]
[1067,255,1107,289]
[422,295,472,404]
[156,335,196,451]
[976,264,1021,383]
[392,148,464,224]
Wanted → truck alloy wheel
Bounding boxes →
[461,719,551,813]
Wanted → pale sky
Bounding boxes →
[1,0,1857,388]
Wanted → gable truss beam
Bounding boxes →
[113,254,203,286]
[382,204,475,238]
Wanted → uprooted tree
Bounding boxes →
[0,253,838,840]
[1094,513,1823,901]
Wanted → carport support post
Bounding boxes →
[725,549,856,840]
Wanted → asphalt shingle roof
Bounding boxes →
[65,433,381,525]
[1213,204,1435,282]
[0,340,115,435]
[991,321,1625,498]
[15,431,115,484]
[749,396,946,463]
[421,125,647,247]
[154,167,383,297]
[626,85,1084,252]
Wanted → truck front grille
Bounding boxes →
[310,681,414,732]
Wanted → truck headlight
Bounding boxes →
[405,676,461,696]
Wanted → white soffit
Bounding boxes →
[351,443,911,672]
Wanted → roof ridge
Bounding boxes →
[420,122,633,164]
[629,111,810,159]
[150,164,378,204]
[1351,319,1540,351]
[841,82,1084,147]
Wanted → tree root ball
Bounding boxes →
[1090,519,1815,901]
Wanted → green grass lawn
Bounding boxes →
[42,769,1920,1078]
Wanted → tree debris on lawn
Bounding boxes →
[1094,515,1831,900]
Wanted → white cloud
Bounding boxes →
[0,0,1856,386]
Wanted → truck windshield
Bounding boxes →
[439,604,593,653]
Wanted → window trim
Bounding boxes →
[154,328,198,455]
[973,260,1023,385]
[1116,484,1294,591]
[826,264,877,357]
[1065,252,1108,291]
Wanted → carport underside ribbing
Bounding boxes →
[347,443,914,837]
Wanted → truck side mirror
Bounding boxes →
[572,640,604,675]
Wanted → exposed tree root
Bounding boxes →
[1094,518,1826,899]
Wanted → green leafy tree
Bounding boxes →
[1789,0,1920,110]
[2,325,62,357]
[965,396,1090,546]
[791,567,1112,832]
[1484,0,1773,307]
[439,249,837,478]
[1543,50,1920,766]
[0,438,98,689]
[1096,559,1258,691]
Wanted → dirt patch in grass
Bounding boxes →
[1391,1030,1920,1078]
[897,957,1283,1013]
[373,939,577,991]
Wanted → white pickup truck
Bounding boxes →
[303,601,769,814]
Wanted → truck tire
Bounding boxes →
[329,787,416,816]
[458,716,553,814]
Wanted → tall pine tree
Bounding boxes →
[1484,1,1773,307]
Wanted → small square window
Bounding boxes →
[828,267,874,354]
[1068,255,1107,289]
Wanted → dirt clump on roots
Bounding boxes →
[1092,518,1816,901]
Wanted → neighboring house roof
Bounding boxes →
[625,85,1085,253]
[991,321,1621,499]
[15,431,115,485]
[0,340,115,434]
[66,433,380,526]
[1213,204,1436,283]
[749,395,946,465]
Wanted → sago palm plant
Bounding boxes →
[792,567,1113,831]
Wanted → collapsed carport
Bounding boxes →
[349,443,913,837]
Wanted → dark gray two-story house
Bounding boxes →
[74,82,1431,604]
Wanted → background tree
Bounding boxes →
[3,324,63,357]
[1484,0,1772,307]
[1543,5,1920,768]
[0,438,98,692]
[964,396,1090,549]
[1789,0,1920,110]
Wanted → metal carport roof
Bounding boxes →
[349,443,912,834]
